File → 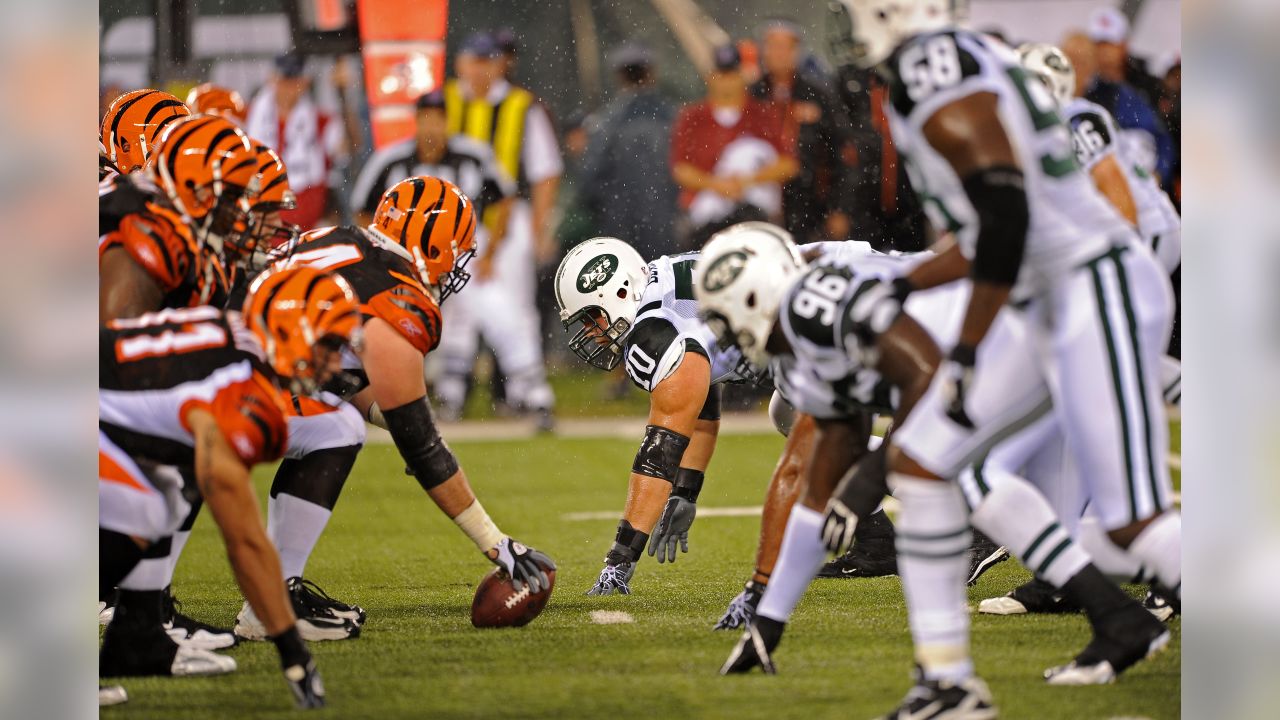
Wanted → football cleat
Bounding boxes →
[713,580,766,630]
[101,619,237,678]
[288,577,367,625]
[1044,603,1171,685]
[162,586,238,650]
[816,538,898,578]
[234,577,362,642]
[98,685,128,707]
[978,577,1081,615]
[585,562,636,596]
[99,601,115,626]
[1144,587,1175,622]
[966,530,1009,587]
[720,616,784,675]
[878,671,997,720]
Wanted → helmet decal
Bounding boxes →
[577,254,618,293]
[701,249,752,293]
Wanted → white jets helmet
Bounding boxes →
[554,237,650,370]
[1019,43,1076,106]
[694,222,805,369]
[828,0,968,68]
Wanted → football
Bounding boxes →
[470,567,556,628]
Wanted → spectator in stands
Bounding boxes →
[749,17,854,243]
[578,43,678,260]
[245,52,347,231]
[670,44,797,247]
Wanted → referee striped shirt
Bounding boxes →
[350,134,515,218]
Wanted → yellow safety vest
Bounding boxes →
[444,79,533,185]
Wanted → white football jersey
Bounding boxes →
[1064,97,1181,272]
[882,30,1136,302]
[771,246,969,420]
[623,251,750,392]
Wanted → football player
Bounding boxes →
[700,223,1168,715]
[100,89,190,177]
[99,112,262,649]
[100,264,359,710]
[230,176,555,639]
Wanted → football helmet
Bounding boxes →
[1019,43,1076,107]
[368,176,477,303]
[186,83,248,125]
[828,0,966,69]
[100,89,191,174]
[149,114,260,255]
[243,265,363,395]
[553,237,649,371]
[232,143,299,267]
[694,222,805,369]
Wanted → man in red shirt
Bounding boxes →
[670,44,798,245]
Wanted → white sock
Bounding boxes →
[1077,517,1148,583]
[970,471,1089,588]
[891,474,973,683]
[1127,511,1181,598]
[756,505,826,623]
[268,493,334,579]
[118,556,169,591]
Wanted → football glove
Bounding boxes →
[488,537,555,594]
[714,579,766,630]
[648,495,696,563]
[941,344,977,429]
[821,498,859,556]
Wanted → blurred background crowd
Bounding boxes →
[99,0,1182,423]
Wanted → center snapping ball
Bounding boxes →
[470,566,555,628]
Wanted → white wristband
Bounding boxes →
[453,500,505,552]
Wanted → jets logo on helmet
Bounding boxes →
[577,254,618,293]
[1019,43,1076,107]
[701,250,751,293]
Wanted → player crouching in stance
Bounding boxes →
[100,265,359,708]
[554,237,761,595]
[236,176,554,625]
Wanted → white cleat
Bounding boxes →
[235,602,358,642]
[99,601,115,625]
[99,685,128,706]
[170,644,238,676]
[166,625,238,650]
[977,596,1029,615]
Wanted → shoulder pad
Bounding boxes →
[886,31,983,118]
[624,316,684,391]
[108,208,196,293]
[209,372,289,465]
[364,283,441,355]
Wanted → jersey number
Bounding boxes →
[116,322,227,362]
[900,36,964,102]
[625,345,657,385]
[281,243,365,271]
[793,272,850,326]
[1005,66,1077,178]
[1071,118,1107,165]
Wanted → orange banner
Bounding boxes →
[357,0,449,148]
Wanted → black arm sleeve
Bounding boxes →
[382,397,460,491]
[962,165,1029,286]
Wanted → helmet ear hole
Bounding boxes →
[617,288,628,300]
[428,245,440,259]
[746,292,757,309]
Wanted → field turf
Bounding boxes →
[104,431,1180,719]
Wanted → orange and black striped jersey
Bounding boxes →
[99,306,288,468]
[99,199,230,312]
[265,225,442,356]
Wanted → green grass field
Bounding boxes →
[105,431,1180,720]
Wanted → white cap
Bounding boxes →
[1088,6,1130,44]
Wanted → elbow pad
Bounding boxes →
[962,166,1029,286]
[382,398,460,491]
[631,425,690,482]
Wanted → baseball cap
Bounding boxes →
[274,52,306,78]
[609,42,654,70]
[1088,7,1130,45]
[415,89,446,110]
[459,32,502,59]
[712,44,741,72]
[494,28,518,56]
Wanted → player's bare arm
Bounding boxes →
[187,408,297,637]
[99,248,164,321]
[1090,153,1139,225]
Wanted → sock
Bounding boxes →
[756,505,826,623]
[970,471,1089,588]
[892,474,973,683]
[114,588,165,627]
[268,493,335,579]
[100,528,145,597]
[1059,564,1136,626]
[1127,511,1181,600]
[1077,517,1148,582]
[606,520,648,565]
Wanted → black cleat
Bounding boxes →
[720,616,784,675]
[1144,585,1178,621]
[101,602,236,677]
[879,671,997,720]
[1044,603,1171,685]
[235,577,363,642]
[966,530,1009,587]
[161,586,238,649]
[818,509,898,578]
[978,577,1082,615]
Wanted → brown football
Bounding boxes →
[470,567,556,628]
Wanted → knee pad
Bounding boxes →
[383,398,461,491]
[768,391,795,437]
[632,425,690,482]
[698,385,723,422]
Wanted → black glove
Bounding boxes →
[941,344,977,429]
[648,495,696,563]
[488,537,556,593]
[272,627,326,709]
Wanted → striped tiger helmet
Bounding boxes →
[100,89,191,174]
[368,176,477,303]
[243,265,363,395]
[149,114,260,253]
[230,142,299,263]
[186,83,248,124]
